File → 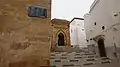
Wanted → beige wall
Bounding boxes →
[0,0,52,67]
[84,0,120,59]
[51,19,70,51]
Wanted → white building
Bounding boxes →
[70,17,87,47]
[84,0,120,60]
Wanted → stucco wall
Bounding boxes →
[70,19,87,47]
[0,0,52,67]
[84,0,120,59]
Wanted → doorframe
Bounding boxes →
[93,35,107,57]
[97,38,107,57]
[58,33,65,46]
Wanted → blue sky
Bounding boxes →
[52,0,94,21]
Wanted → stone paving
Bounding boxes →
[50,52,113,67]
[83,63,120,67]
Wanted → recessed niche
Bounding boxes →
[102,26,105,30]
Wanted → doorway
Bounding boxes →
[98,38,107,57]
[58,33,65,46]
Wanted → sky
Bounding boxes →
[52,0,94,21]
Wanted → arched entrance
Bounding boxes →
[58,33,65,46]
[98,38,107,57]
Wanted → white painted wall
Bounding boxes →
[70,19,87,47]
[84,0,120,59]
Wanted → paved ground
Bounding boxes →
[83,63,120,67]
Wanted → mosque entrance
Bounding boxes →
[58,33,65,46]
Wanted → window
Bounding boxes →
[82,29,84,31]
[77,24,80,26]
[94,22,96,25]
[28,6,47,18]
[71,29,72,33]
[86,39,89,42]
[114,14,118,17]
[102,26,105,30]
[90,38,92,40]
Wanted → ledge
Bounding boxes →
[89,0,100,13]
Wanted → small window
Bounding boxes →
[114,14,118,17]
[77,24,80,26]
[90,38,92,40]
[28,6,47,18]
[86,39,89,42]
[82,29,84,31]
[94,22,96,25]
[71,29,72,33]
[102,26,105,30]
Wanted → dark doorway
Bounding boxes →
[98,38,107,57]
[58,33,65,46]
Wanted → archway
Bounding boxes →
[58,33,65,46]
[98,38,107,57]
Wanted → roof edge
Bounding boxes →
[70,17,84,23]
[51,18,70,24]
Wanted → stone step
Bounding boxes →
[50,52,112,66]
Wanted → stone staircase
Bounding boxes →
[50,52,112,67]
